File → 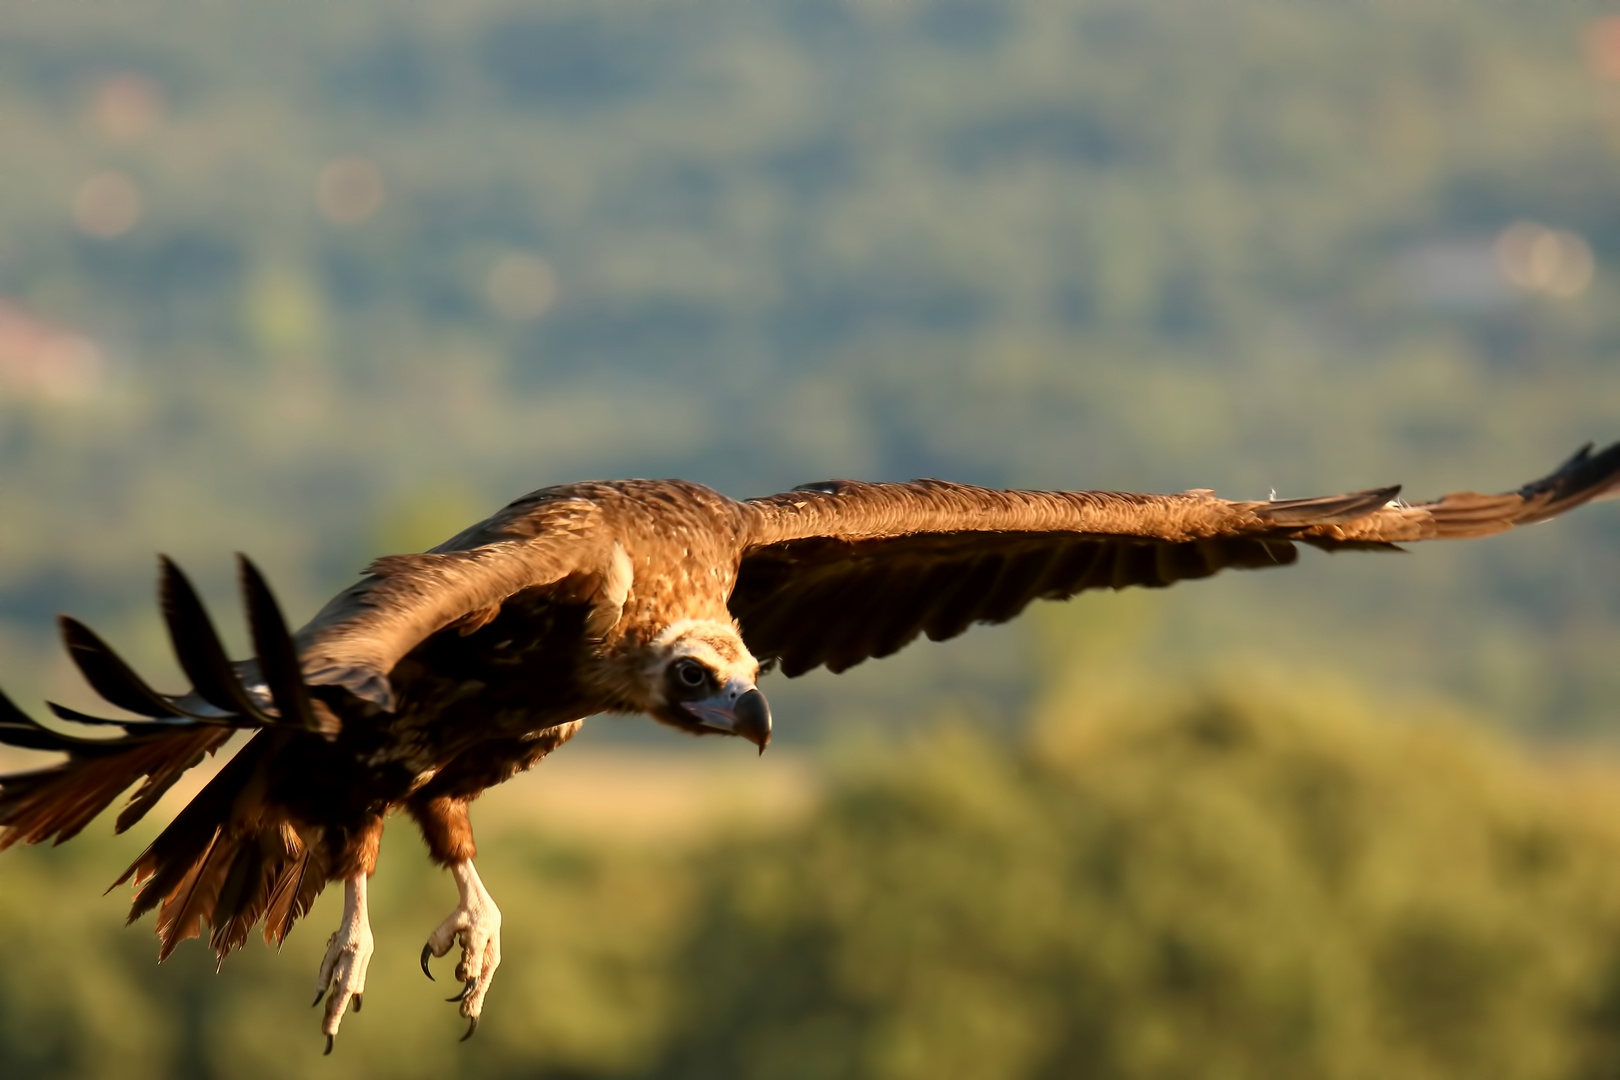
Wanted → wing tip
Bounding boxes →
[237,554,324,733]
[1495,439,1620,528]
[1526,439,1620,500]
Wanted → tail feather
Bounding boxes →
[119,733,269,915]
[153,829,226,961]
[264,839,327,949]
[213,823,327,956]
[113,731,325,962]
[211,838,265,939]
[150,824,328,961]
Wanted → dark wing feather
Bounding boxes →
[732,530,1303,676]
[58,617,192,720]
[0,678,235,847]
[159,557,276,724]
[733,443,1620,676]
[239,556,322,733]
[0,555,337,848]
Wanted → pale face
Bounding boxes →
[640,620,771,750]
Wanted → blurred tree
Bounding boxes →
[8,676,1620,1078]
[654,677,1620,1080]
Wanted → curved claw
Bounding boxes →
[446,977,476,1004]
[324,1034,335,1056]
[420,942,435,981]
[461,1016,479,1043]
[311,988,326,1009]
[352,993,362,1014]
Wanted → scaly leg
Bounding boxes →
[312,870,374,1054]
[419,859,502,1040]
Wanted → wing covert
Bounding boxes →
[295,491,615,709]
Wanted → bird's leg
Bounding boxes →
[421,859,502,1040]
[312,869,375,1053]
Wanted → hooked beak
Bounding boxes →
[682,681,772,753]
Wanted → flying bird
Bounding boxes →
[2,442,1618,1050]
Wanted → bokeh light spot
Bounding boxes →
[315,156,386,224]
[0,299,105,401]
[89,73,165,141]
[1495,222,1596,298]
[486,253,558,322]
[1586,17,1620,81]
[72,171,143,238]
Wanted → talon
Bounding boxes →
[324,1034,334,1056]
[420,943,435,981]
[428,860,502,1037]
[311,872,374,1045]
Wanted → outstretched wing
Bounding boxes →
[731,442,1620,677]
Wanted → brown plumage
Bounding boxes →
[2,441,1618,1046]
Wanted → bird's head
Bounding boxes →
[637,620,771,752]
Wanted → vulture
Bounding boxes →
[2,443,1619,1050]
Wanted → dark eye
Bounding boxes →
[674,660,709,689]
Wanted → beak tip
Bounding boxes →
[735,687,772,754]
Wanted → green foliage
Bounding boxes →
[0,822,687,1080]
[656,680,1620,1080]
[9,679,1620,1077]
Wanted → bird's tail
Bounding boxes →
[111,730,331,961]
[0,555,335,960]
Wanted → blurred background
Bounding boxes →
[3,0,1620,1076]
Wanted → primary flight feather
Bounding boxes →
[3,442,1618,1050]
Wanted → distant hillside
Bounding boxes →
[0,0,1616,737]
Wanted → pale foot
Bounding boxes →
[418,859,502,1040]
[312,871,374,1054]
